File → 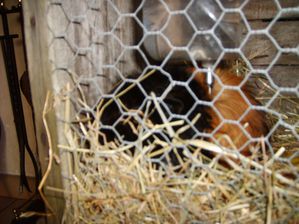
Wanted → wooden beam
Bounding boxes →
[22,1,64,223]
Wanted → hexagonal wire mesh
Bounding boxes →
[46,0,299,223]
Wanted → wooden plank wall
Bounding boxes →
[242,0,299,88]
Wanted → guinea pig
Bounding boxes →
[96,64,269,169]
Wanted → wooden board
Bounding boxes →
[23,1,64,223]
[269,65,299,88]
[241,21,299,66]
[278,0,299,8]
[269,21,299,48]
[243,0,299,20]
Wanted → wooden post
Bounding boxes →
[23,1,64,223]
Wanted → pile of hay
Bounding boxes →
[42,67,299,223]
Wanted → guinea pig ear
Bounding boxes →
[164,95,185,115]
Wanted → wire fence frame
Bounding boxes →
[45,0,299,223]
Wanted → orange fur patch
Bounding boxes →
[192,67,268,156]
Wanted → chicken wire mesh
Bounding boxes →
[44,0,299,223]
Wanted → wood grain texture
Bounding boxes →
[241,21,299,65]
[243,0,278,20]
[269,21,299,48]
[269,66,299,88]
[243,0,299,20]
[23,1,64,223]
[277,0,299,8]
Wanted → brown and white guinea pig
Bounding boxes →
[97,64,269,168]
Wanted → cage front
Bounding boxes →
[46,0,299,223]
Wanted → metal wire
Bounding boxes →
[46,0,299,223]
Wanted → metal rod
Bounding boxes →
[0,4,31,191]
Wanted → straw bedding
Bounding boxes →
[41,64,299,223]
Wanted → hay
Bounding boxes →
[231,58,299,167]
[41,68,299,223]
